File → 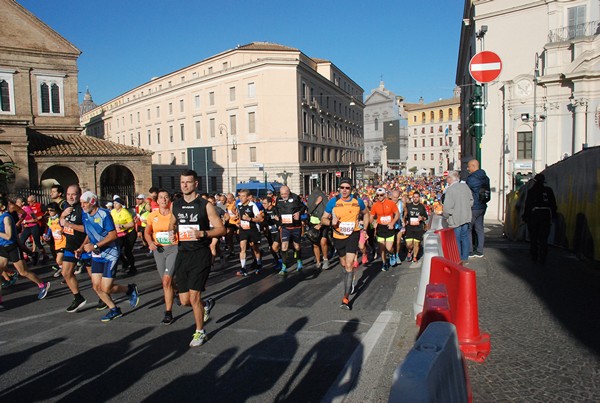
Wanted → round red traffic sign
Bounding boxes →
[335,171,341,177]
[469,51,502,83]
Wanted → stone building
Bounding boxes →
[0,0,151,204]
[80,42,365,195]
[404,89,462,176]
[457,0,599,220]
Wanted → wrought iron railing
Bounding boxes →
[548,20,599,43]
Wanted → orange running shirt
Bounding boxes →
[370,199,399,226]
[146,210,178,246]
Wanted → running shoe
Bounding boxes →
[381,262,390,272]
[315,261,322,270]
[322,260,330,270]
[296,260,303,272]
[361,254,368,265]
[37,282,50,300]
[278,264,288,276]
[53,267,63,278]
[204,298,215,323]
[74,262,83,275]
[2,272,18,289]
[128,283,140,308]
[189,330,208,347]
[390,254,397,267]
[66,296,87,313]
[396,254,402,266]
[100,307,123,322]
[340,297,351,310]
[96,299,108,311]
[406,253,413,262]
[236,269,248,277]
[472,251,484,258]
[276,259,283,270]
[161,311,173,325]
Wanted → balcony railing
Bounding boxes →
[548,20,599,43]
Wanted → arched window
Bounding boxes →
[374,118,379,131]
[0,80,10,112]
[439,109,444,121]
[421,112,426,123]
[449,108,454,120]
[430,111,434,121]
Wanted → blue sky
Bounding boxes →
[18,0,464,105]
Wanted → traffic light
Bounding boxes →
[468,84,483,140]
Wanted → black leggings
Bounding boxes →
[117,230,137,269]
[20,225,44,252]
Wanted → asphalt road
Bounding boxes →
[0,242,419,403]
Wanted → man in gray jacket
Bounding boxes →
[442,171,473,263]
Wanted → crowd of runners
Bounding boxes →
[0,162,491,348]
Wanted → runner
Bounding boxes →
[236,189,264,276]
[261,196,282,269]
[170,170,225,347]
[370,188,400,271]
[306,187,331,270]
[144,189,179,325]
[59,184,90,312]
[110,197,137,276]
[43,203,65,278]
[224,193,239,258]
[207,195,228,267]
[135,194,151,249]
[274,185,306,275]
[0,196,50,302]
[77,191,139,322]
[404,191,428,263]
[390,190,406,266]
[321,178,370,310]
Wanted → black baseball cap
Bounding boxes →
[339,177,353,187]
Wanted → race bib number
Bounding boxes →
[338,221,355,235]
[410,217,420,226]
[380,215,391,224]
[63,226,74,235]
[155,231,172,245]
[117,231,127,238]
[178,225,199,241]
[52,230,62,241]
[281,214,293,224]
[240,220,251,230]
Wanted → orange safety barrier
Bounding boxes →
[429,256,491,363]
[416,283,452,330]
[435,228,461,264]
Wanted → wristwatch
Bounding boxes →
[203,230,208,238]
[93,244,99,250]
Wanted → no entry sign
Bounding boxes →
[469,51,502,83]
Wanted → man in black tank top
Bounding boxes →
[171,170,225,348]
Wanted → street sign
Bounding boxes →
[335,171,341,177]
[469,51,502,83]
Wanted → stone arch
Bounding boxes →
[40,165,79,189]
[99,163,135,207]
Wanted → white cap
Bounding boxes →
[137,194,145,199]
[113,194,120,200]
[106,202,114,207]
[80,191,98,205]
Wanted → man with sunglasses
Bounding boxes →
[370,188,400,272]
[321,178,370,310]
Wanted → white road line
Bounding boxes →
[322,310,396,403]
[0,308,66,327]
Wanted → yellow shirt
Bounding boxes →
[110,208,134,236]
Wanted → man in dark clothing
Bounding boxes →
[523,174,557,263]
[466,159,490,257]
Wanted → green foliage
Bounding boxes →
[409,166,418,174]
[0,162,19,182]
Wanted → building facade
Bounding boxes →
[0,0,152,203]
[457,0,600,220]
[81,42,365,195]
[404,90,462,176]
[363,81,408,175]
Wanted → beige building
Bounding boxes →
[0,0,152,204]
[81,42,365,195]
[457,0,599,220]
[404,90,462,176]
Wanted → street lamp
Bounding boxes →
[219,123,230,193]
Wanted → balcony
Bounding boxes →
[548,20,599,43]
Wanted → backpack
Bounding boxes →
[478,181,491,204]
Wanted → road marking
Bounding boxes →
[322,310,396,403]
[0,308,66,327]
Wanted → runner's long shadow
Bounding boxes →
[0,326,193,402]
[275,319,363,402]
[210,269,319,338]
[0,337,66,374]
[351,260,384,304]
[145,317,308,402]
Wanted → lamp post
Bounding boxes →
[218,123,230,193]
[532,52,540,175]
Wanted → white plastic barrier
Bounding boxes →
[389,322,470,403]
[428,214,447,231]
[413,231,443,319]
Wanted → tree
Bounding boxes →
[409,166,418,174]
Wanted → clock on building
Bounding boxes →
[515,79,533,98]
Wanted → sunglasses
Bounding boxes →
[377,194,386,197]
[339,186,351,190]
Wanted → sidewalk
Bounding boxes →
[464,222,600,401]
